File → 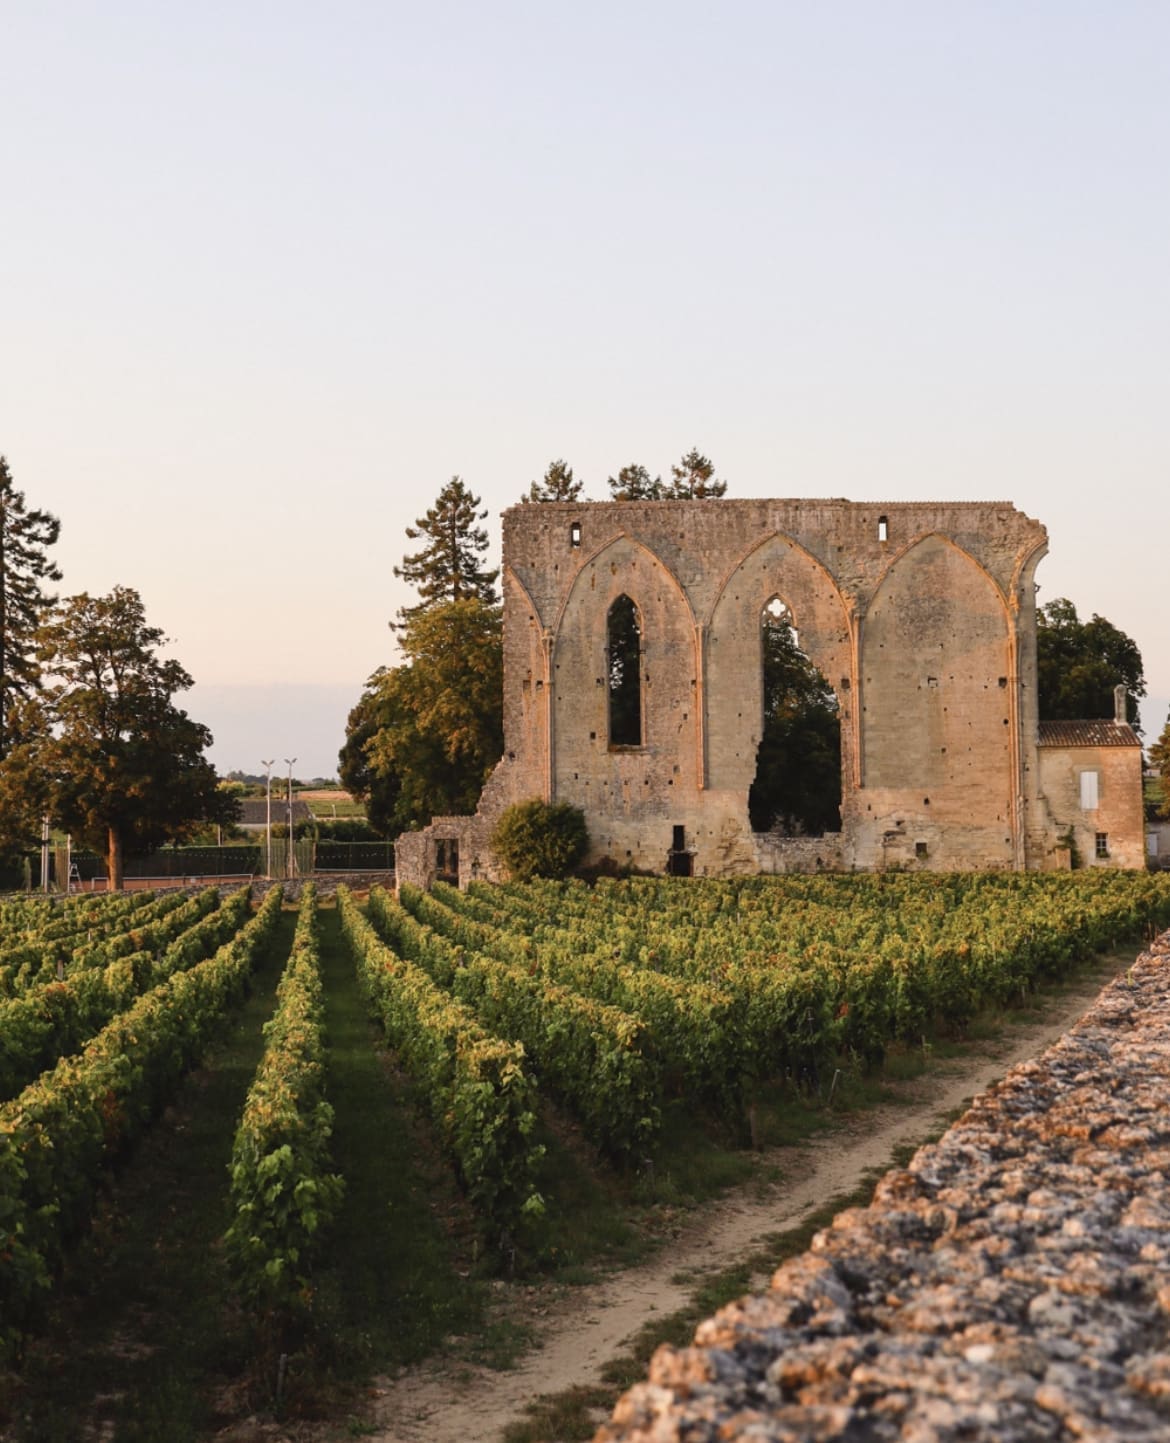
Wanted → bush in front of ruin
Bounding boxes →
[491,800,588,881]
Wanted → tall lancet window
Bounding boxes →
[607,594,642,747]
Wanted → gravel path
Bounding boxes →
[598,934,1170,1442]
[366,956,1132,1443]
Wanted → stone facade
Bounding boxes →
[1034,718,1146,870]
[396,498,1146,887]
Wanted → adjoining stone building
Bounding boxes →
[395,498,1145,887]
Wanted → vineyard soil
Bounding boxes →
[360,950,1130,1443]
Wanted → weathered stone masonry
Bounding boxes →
[395,498,1144,886]
[596,930,1170,1442]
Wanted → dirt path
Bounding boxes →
[363,958,1128,1443]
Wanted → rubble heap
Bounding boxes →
[597,934,1170,1442]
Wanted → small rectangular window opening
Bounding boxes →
[915,840,928,859]
[570,521,582,548]
[669,825,693,876]
[878,515,889,542]
[1095,832,1109,859]
[1080,771,1100,811]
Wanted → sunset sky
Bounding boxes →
[3,2,1167,777]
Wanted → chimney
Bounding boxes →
[1114,683,1127,725]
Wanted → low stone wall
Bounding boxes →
[754,833,845,875]
[597,932,1170,1442]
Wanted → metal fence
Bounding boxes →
[4,838,396,891]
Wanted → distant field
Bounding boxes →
[299,789,367,818]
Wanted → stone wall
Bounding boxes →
[596,932,1170,1442]
[1037,740,1147,871]
[488,497,1056,877]
[401,495,1146,884]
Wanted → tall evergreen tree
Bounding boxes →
[666,448,727,498]
[524,458,584,503]
[393,476,499,625]
[0,456,62,759]
[606,463,663,501]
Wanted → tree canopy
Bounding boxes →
[337,670,401,836]
[748,603,841,835]
[606,463,663,501]
[0,456,62,760]
[1150,710,1170,821]
[393,476,498,626]
[606,451,727,500]
[30,587,234,888]
[345,598,504,832]
[666,448,727,498]
[524,459,584,503]
[1036,597,1145,731]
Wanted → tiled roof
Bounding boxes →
[1037,720,1141,748]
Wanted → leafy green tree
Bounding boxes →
[337,669,402,836]
[1036,597,1145,731]
[0,456,62,759]
[666,448,727,498]
[748,605,841,835]
[365,598,504,829]
[0,695,53,855]
[1150,710,1170,820]
[524,458,583,503]
[393,476,498,626]
[491,800,588,880]
[32,587,235,889]
[606,463,663,501]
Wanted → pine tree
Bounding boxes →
[393,476,499,625]
[666,448,727,498]
[606,463,663,501]
[0,456,62,759]
[524,458,584,503]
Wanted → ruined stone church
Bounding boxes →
[395,498,1144,888]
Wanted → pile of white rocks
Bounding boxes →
[597,933,1170,1442]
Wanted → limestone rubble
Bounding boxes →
[595,934,1170,1442]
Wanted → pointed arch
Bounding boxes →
[861,533,1014,848]
[706,530,853,794]
[553,531,696,638]
[871,531,1013,622]
[549,530,701,808]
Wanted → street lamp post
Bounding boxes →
[261,760,275,880]
[284,758,297,878]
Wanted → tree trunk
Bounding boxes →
[107,825,123,892]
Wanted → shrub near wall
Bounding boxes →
[490,800,588,881]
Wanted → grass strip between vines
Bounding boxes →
[306,905,499,1394]
[0,904,295,1443]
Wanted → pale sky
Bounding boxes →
[3,2,1167,778]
